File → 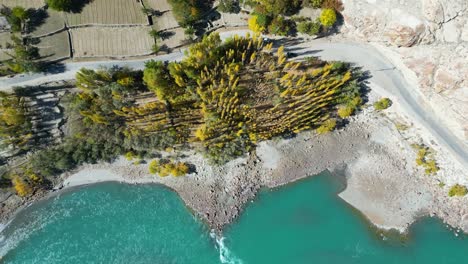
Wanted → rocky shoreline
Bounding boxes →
[1,88,467,235]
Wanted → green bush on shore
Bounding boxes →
[316,119,336,134]
[374,98,392,110]
[448,184,468,197]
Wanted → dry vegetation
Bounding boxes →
[70,27,154,58]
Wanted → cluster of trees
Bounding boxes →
[148,159,189,177]
[247,0,340,36]
[141,33,363,163]
[3,33,366,197]
[167,0,211,27]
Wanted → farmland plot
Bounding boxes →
[143,0,178,30]
[30,10,65,37]
[70,27,154,58]
[65,0,148,26]
[0,32,11,62]
[0,0,44,9]
[37,31,70,61]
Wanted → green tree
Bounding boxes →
[4,35,41,74]
[296,21,321,35]
[143,60,180,102]
[167,0,210,26]
[304,0,323,8]
[46,0,75,12]
[267,16,291,36]
[254,0,301,15]
[319,8,337,27]
[0,6,29,32]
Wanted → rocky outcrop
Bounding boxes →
[339,0,468,144]
[341,0,467,46]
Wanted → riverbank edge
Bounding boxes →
[1,96,467,237]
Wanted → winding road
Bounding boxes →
[0,30,467,169]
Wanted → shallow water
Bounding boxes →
[1,173,467,264]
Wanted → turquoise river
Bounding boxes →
[1,172,467,263]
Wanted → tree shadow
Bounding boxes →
[42,62,66,74]
[26,8,48,33]
[159,30,175,40]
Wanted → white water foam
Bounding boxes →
[210,231,243,264]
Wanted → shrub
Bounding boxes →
[125,151,135,161]
[316,119,336,134]
[12,176,31,197]
[374,98,392,110]
[148,159,160,174]
[337,105,354,118]
[148,159,189,177]
[248,15,265,33]
[267,16,291,36]
[319,8,337,27]
[296,21,321,36]
[448,184,468,197]
[304,0,323,8]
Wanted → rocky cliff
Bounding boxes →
[340,0,467,143]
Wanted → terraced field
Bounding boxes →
[0,0,44,8]
[0,32,11,62]
[143,0,178,30]
[30,10,65,37]
[70,27,154,58]
[65,0,148,26]
[37,31,70,61]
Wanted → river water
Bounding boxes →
[1,173,467,263]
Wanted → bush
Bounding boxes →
[148,159,160,174]
[337,105,354,118]
[148,159,189,177]
[448,184,468,197]
[316,119,336,134]
[296,21,321,36]
[267,16,291,36]
[374,98,392,110]
[12,176,31,197]
[248,15,265,33]
[319,8,337,27]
